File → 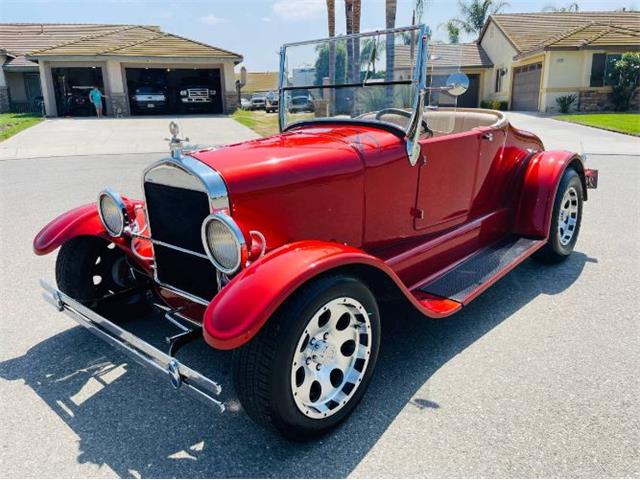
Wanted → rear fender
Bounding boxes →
[514,150,586,239]
[33,200,143,257]
[203,241,443,350]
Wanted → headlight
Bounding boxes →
[97,189,129,237]
[179,90,187,96]
[201,213,247,274]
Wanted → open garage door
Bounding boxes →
[52,66,105,117]
[511,63,542,111]
[125,68,223,115]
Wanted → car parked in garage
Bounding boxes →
[179,83,215,112]
[35,25,598,441]
[130,85,167,113]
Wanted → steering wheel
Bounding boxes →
[375,108,432,137]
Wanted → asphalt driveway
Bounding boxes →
[0,115,638,477]
[0,115,258,160]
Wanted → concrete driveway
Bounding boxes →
[0,115,638,477]
[0,115,259,160]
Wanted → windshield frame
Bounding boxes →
[277,24,430,143]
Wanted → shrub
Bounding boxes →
[555,94,577,113]
[612,52,640,112]
[480,99,508,111]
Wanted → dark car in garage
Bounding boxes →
[130,85,167,113]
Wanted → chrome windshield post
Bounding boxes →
[278,46,286,133]
[405,26,430,166]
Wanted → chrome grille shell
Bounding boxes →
[140,156,229,304]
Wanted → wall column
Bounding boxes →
[105,60,129,116]
[38,61,56,117]
[0,56,10,113]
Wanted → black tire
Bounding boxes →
[232,274,381,440]
[56,236,140,304]
[533,168,583,263]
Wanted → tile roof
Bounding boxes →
[485,11,640,57]
[236,71,279,93]
[0,23,242,68]
[395,43,493,69]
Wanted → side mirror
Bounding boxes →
[445,72,469,97]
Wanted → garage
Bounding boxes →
[125,67,223,115]
[52,66,105,117]
[511,63,542,111]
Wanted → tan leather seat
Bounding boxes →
[423,108,505,137]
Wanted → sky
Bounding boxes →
[0,0,635,71]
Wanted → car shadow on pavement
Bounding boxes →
[0,253,591,478]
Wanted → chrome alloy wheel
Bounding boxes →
[290,297,372,419]
[558,186,579,246]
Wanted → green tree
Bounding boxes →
[441,19,461,43]
[453,0,509,40]
[612,52,640,111]
[314,43,348,86]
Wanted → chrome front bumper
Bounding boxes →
[40,280,225,412]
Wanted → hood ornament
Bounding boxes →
[166,121,189,160]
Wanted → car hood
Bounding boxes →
[188,123,403,197]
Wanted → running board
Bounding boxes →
[418,236,545,305]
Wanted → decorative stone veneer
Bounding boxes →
[0,86,10,113]
[109,92,130,117]
[224,92,239,113]
[579,88,640,112]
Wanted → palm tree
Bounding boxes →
[440,19,461,43]
[453,0,509,40]
[543,2,579,12]
[327,0,336,109]
[344,0,362,83]
[385,0,397,104]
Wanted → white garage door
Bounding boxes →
[511,63,542,111]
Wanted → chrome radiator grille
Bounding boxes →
[143,161,225,303]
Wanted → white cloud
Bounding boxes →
[272,0,324,20]
[261,16,272,22]
[200,14,229,25]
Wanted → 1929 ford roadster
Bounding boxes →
[35,26,597,440]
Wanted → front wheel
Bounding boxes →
[534,168,584,263]
[232,275,380,440]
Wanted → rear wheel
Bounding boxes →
[534,168,583,263]
[232,275,380,440]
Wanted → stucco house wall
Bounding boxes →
[479,21,518,105]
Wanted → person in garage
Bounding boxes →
[89,86,107,118]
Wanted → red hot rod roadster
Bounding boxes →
[35,26,597,439]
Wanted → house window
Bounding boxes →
[494,68,504,92]
[590,53,622,87]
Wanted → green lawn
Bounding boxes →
[554,113,640,136]
[0,113,43,141]
[231,109,280,137]
[231,109,315,137]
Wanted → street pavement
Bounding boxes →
[0,115,638,478]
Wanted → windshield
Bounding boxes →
[278,25,428,133]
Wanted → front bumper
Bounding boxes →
[40,280,225,412]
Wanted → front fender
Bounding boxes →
[514,150,586,239]
[33,199,142,256]
[203,241,425,350]
[33,204,106,255]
